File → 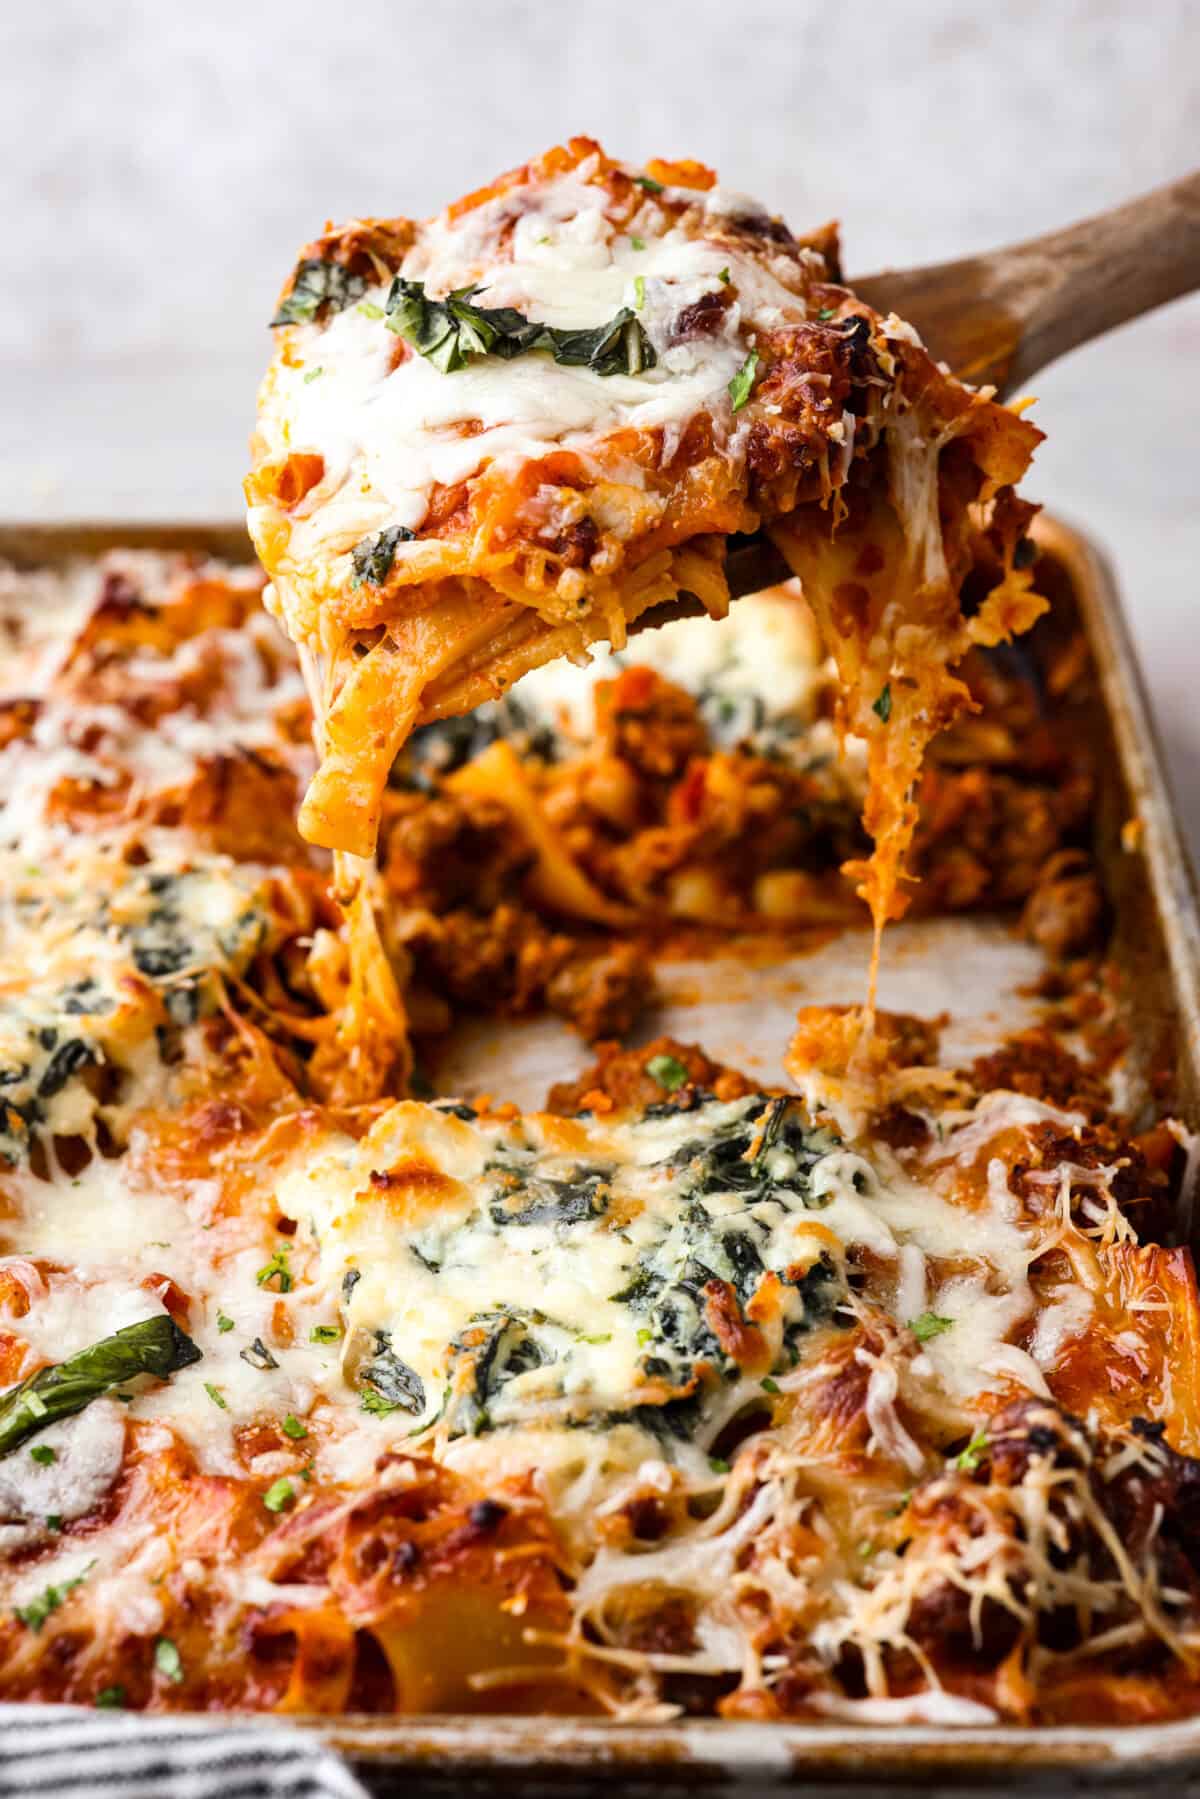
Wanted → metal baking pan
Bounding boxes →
[1,514,1198,1794]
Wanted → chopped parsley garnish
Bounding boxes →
[15,1562,94,1632]
[760,1376,781,1395]
[270,257,365,327]
[385,278,655,378]
[709,1456,731,1475]
[310,1324,341,1344]
[45,1515,61,1533]
[646,1053,688,1092]
[727,349,759,412]
[216,1313,235,1334]
[634,174,665,193]
[909,1312,954,1343]
[630,235,646,251]
[361,1390,399,1417]
[281,1414,307,1440]
[203,1383,228,1410]
[956,1428,989,1474]
[873,683,892,723]
[154,1637,184,1684]
[349,525,415,590]
[633,275,646,311]
[0,1317,201,1461]
[718,266,731,284]
[94,1686,126,1709]
[255,1248,293,1293]
[263,1476,295,1513]
[816,306,836,321]
[29,1444,55,1465]
[302,365,324,383]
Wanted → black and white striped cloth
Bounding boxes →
[0,1709,369,1799]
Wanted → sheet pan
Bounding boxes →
[1,513,1198,1794]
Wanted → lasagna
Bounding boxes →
[246,138,1046,968]
[0,545,1198,1729]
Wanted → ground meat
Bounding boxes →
[546,1035,756,1116]
[964,1027,1111,1118]
[1021,851,1106,959]
[544,940,651,1040]
[380,792,534,912]
[408,907,650,1042]
[595,668,710,781]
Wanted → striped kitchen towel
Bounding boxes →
[0,1708,369,1799]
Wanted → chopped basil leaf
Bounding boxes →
[760,1376,781,1395]
[0,1317,201,1460]
[281,1414,307,1440]
[263,1476,295,1512]
[718,266,731,284]
[349,525,415,590]
[385,277,655,378]
[630,235,646,251]
[216,1313,235,1334]
[873,684,892,723]
[727,349,759,412]
[94,1685,125,1709]
[816,306,836,321]
[45,1514,62,1533]
[15,1561,94,1632]
[634,174,665,193]
[909,1311,954,1343]
[154,1636,184,1684]
[633,275,646,311]
[29,1445,55,1465]
[709,1456,731,1474]
[310,1324,341,1344]
[646,1053,688,1092]
[203,1382,228,1410]
[270,258,365,327]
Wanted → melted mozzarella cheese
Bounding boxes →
[260,162,823,563]
[272,1084,1055,1481]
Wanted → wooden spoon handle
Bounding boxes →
[637,176,1200,628]
[852,170,1200,394]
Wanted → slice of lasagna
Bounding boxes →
[246,137,1046,950]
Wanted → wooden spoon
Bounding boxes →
[705,171,1200,607]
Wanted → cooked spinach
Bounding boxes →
[360,1331,426,1416]
[397,694,559,793]
[488,1163,610,1229]
[448,1313,549,1437]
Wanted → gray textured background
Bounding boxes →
[1,0,1197,842]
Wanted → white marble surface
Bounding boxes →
[1,0,1197,845]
